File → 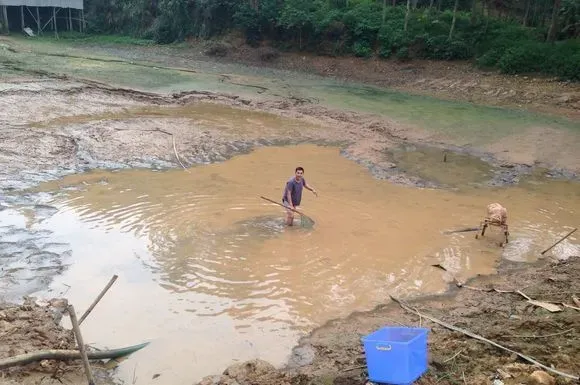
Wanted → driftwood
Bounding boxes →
[541,228,577,255]
[0,343,150,370]
[79,275,118,325]
[390,296,579,381]
[68,305,95,385]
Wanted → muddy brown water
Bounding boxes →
[2,144,578,385]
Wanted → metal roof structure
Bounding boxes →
[0,0,84,35]
[0,0,83,10]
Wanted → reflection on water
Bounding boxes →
[23,144,580,384]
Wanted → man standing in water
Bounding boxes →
[283,166,317,226]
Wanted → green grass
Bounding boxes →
[30,32,156,46]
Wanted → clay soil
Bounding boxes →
[0,298,112,385]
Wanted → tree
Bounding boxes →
[279,0,319,49]
[547,0,562,41]
[449,0,460,39]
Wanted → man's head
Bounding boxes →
[294,166,304,181]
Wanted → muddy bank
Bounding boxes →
[19,34,579,120]
[0,74,578,194]
[0,297,114,385]
[198,256,580,385]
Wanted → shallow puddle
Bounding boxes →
[387,144,497,188]
[4,144,578,384]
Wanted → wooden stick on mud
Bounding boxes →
[79,274,118,325]
[541,228,577,255]
[68,305,95,385]
[389,296,579,381]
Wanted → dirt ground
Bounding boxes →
[198,256,580,385]
[1,36,579,385]
[0,298,112,385]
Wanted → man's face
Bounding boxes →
[295,169,303,181]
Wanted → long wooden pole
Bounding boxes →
[79,274,118,325]
[68,305,95,385]
[21,6,24,31]
[260,196,305,216]
[541,228,577,255]
[68,8,71,31]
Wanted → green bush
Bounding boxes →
[353,41,373,57]
[396,46,410,61]
[497,43,549,74]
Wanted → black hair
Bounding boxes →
[295,166,304,173]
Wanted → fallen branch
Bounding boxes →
[68,305,95,385]
[389,296,579,381]
[79,274,118,325]
[443,348,465,363]
[0,342,150,370]
[506,328,574,339]
[541,228,577,255]
[573,295,580,307]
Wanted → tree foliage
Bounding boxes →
[83,0,580,80]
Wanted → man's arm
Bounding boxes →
[303,180,318,197]
[286,185,294,208]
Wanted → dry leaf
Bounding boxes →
[527,300,562,313]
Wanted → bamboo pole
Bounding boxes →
[68,305,95,385]
[541,228,577,255]
[79,274,118,325]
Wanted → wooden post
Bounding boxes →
[68,305,96,385]
[21,6,24,31]
[81,9,85,33]
[36,7,40,35]
[68,8,71,31]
